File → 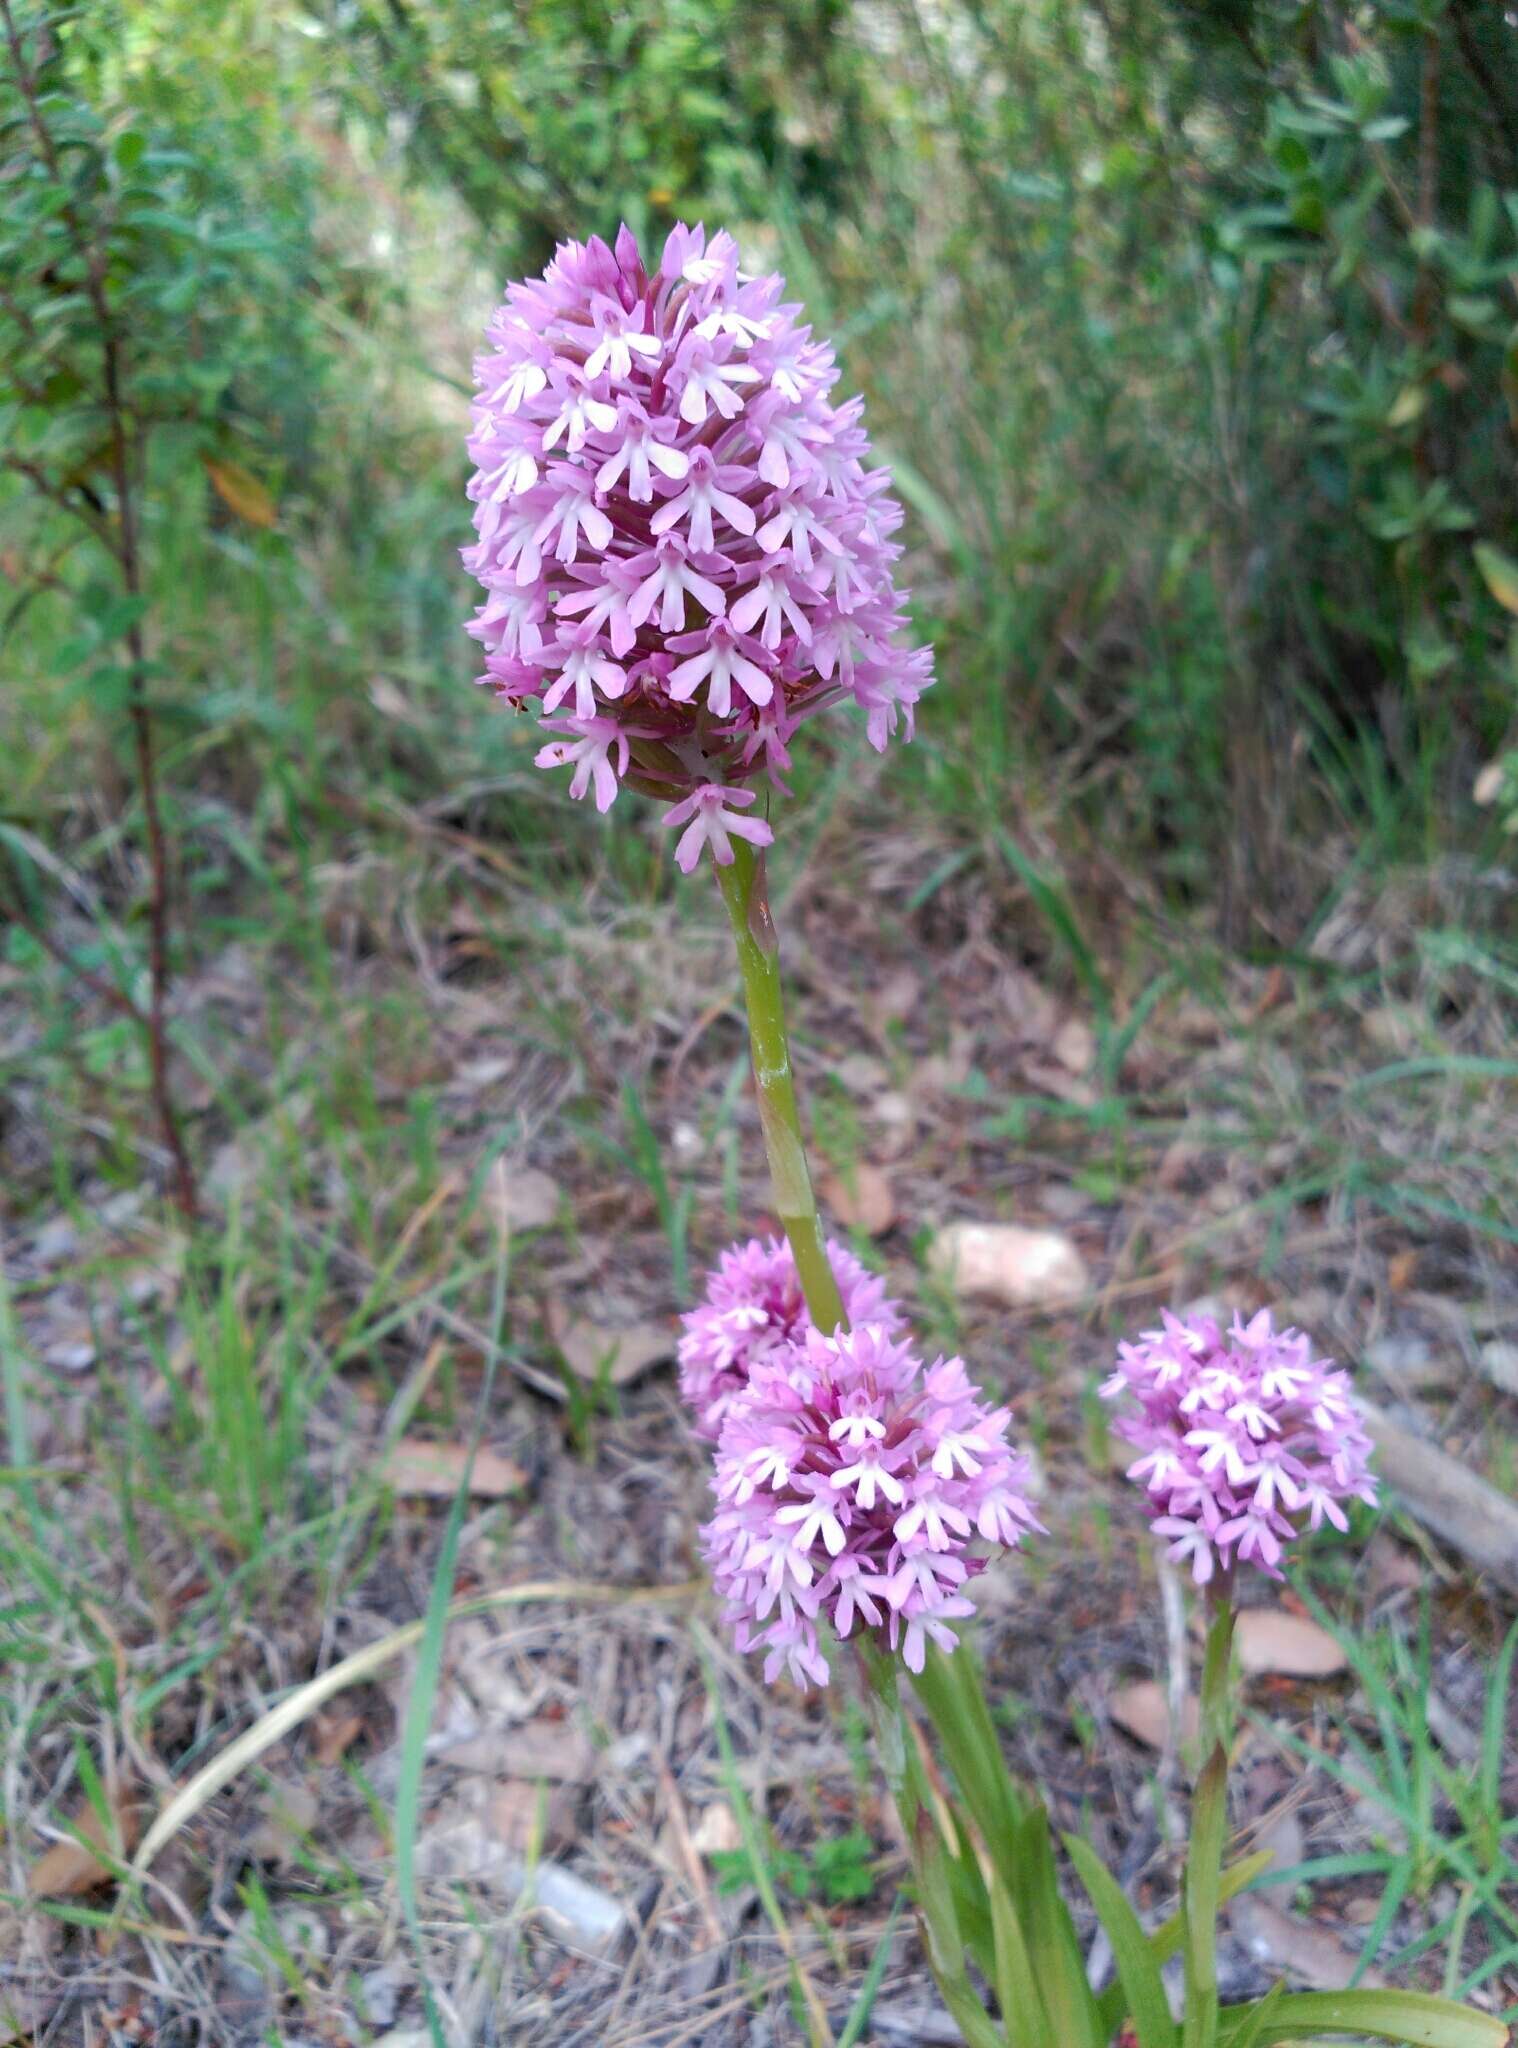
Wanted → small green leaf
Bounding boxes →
[1474,543,1518,616]
[1448,295,1499,333]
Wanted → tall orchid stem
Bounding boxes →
[716,833,1007,2047]
[858,1642,1007,2048]
[715,838,847,1332]
[1182,1585,1237,2048]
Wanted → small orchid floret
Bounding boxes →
[677,1233,902,1439]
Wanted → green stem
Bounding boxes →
[858,1642,1006,2048]
[1182,1590,1237,2048]
[715,837,847,1332]
[1197,1586,1236,1757]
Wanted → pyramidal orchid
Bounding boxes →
[463,223,932,862]
[1101,1306,1382,2048]
[447,229,1496,2048]
[1100,1305,1378,1585]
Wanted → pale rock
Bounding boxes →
[246,1779,320,1866]
[1109,1680,1198,1751]
[1053,1017,1096,1075]
[820,1162,896,1237]
[379,1439,527,1500]
[1234,1609,1347,1679]
[877,968,921,1019]
[691,1803,742,1857]
[835,1052,889,1096]
[488,1779,578,1856]
[32,1216,78,1265]
[546,1302,672,1386]
[868,1093,917,1160]
[441,1717,595,1783]
[1481,1341,1518,1397]
[929,1221,1089,1308]
[1252,1803,1306,1906]
[414,1807,624,1943]
[451,1056,512,1091]
[1229,1893,1382,1990]
[44,1335,95,1375]
[357,1965,406,2028]
[605,1729,651,1772]
[1360,1004,1421,1055]
[484,1160,560,1234]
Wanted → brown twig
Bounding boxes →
[0,0,197,1215]
[0,882,142,1018]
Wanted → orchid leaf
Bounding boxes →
[1017,1806,1104,2048]
[1064,1834,1177,2048]
[1094,1854,1274,2040]
[988,1860,1055,2048]
[1219,1980,1284,2048]
[1216,1988,1508,2047]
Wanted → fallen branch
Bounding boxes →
[1360,1397,1518,1596]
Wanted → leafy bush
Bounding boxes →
[9,0,1516,935]
[0,0,332,1201]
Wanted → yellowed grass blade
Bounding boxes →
[130,1578,698,1877]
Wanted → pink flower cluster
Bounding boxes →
[678,1233,902,1441]
[1100,1307,1378,1584]
[462,223,932,870]
[703,1322,1041,1689]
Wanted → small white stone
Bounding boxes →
[928,1221,1089,1308]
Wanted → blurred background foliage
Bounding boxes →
[3,0,1517,946]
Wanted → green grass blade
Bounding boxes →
[1481,1620,1518,1824]
[1351,1855,1415,1985]
[835,1895,905,2048]
[0,1267,45,1545]
[1243,1851,1394,1890]
[698,1638,831,2048]
[912,1642,1028,1899]
[1181,1744,1229,2048]
[1218,1980,1285,2048]
[992,828,1113,1034]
